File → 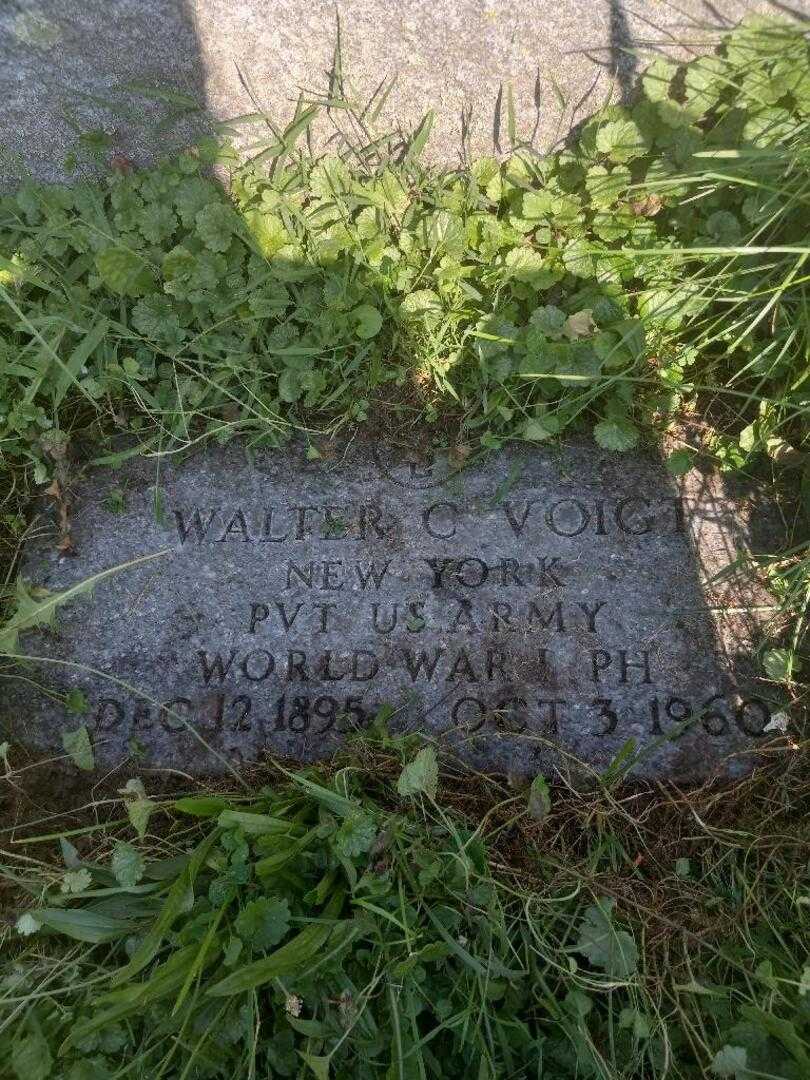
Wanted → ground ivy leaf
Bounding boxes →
[11,1032,52,1080]
[400,288,442,319]
[471,156,500,187]
[16,912,41,936]
[195,201,238,252]
[593,418,640,452]
[111,841,145,888]
[126,798,155,839]
[528,774,551,821]
[235,897,291,951]
[561,239,595,278]
[585,164,630,206]
[397,746,438,799]
[642,57,678,102]
[62,725,95,771]
[705,210,741,244]
[505,247,556,287]
[352,303,383,339]
[595,118,647,163]
[575,899,638,978]
[61,868,93,894]
[665,449,695,476]
[244,209,289,257]
[335,813,377,858]
[529,304,566,339]
[522,417,557,442]
[710,1045,749,1078]
[95,246,154,296]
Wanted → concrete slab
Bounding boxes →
[1,1,804,185]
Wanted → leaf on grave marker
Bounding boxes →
[127,799,155,839]
[397,746,438,799]
[665,449,695,476]
[0,553,167,655]
[593,418,640,452]
[14,12,62,49]
[65,688,88,715]
[62,726,94,771]
[528,774,551,821]
[763,648,800,681]
[119,778,155,838]
[404,110,435,165]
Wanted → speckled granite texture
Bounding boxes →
[5,440,781,780]
[1,1,800,184]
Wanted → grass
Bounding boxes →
[0,11,809,1080]
[1,738,809,1078]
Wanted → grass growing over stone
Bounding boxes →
[0,12,809,1080]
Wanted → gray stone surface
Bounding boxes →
[2,1,804,185]
[4,441,780,780]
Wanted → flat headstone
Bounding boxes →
[4,440,780,781]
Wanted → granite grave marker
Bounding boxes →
[4,441,779,780]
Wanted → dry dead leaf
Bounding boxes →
[110,152,135,174]
[45,473,75,554]
[631,193,663,217]
[563,309,596,340]
[450,443,472,465]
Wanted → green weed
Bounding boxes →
[0,15,806,465]
[1,740,809,1078]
